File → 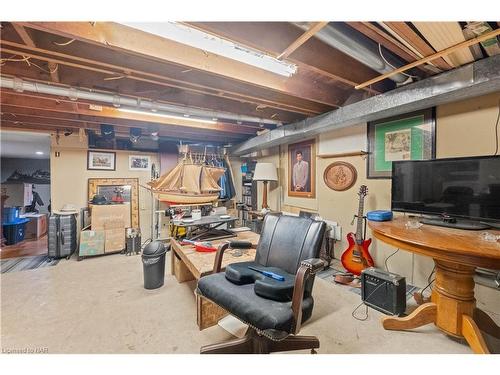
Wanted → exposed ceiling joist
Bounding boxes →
[277,22,328,60]
[413,22,475,68]
[346,22,440,75]
[232,55,500,156]
[1,38,324,119]
[356,28,500,89]
[185,22,390,93]
[11,24,60,83]
[20,22,346,108]
[381,22,453,71]
[0,90,257,135]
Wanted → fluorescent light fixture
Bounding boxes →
[119,108,216,124]
[121,22,298,77]
[35,151,44,155]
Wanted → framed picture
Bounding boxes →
[288,139,316,198]
[129,155,150,171]
[367,109,435,179]
[87,178,139,228]
[87,151,116,171]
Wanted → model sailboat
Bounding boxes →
[148,162,225,204]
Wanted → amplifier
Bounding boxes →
[361,267,406,316]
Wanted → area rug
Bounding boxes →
[1,255,60,274]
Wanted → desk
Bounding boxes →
[170,230,259,329]
[369,217,500,354]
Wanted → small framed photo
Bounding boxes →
[129,155,150,171]
[288,139,316,198]
[87,151,116,171]
[367,109,436,179]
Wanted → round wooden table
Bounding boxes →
[369,217,500,354]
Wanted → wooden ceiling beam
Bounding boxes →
[11,24,60,82]
[381,22,453,71]
[0,90,257,135]
[0,117,243,143]
[355,28,500,89]
[0,103,252,142]
[346,22,439,75]
[185,22,391,94]
[1,39,322,118]
[277,22,328,60]
[20,22,347,108]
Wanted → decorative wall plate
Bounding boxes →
[323,161,357,191]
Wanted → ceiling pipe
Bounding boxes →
[0,75,282,127]
[231,55,500,156]
[294,22,410,84]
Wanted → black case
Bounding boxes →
[361,267,406,316]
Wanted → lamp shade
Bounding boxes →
[253,162,278,181]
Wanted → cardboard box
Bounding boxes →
[79,230,105,256]
[104,228,125,253]
[90,204,131,230]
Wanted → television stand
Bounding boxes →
[420,217,491,230]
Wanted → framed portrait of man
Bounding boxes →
[288,139,316,198]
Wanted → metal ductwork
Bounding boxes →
[295,22,410,84]
[0,76,282,126]
[231,55,500,156]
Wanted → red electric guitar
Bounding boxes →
[341,185,374,276]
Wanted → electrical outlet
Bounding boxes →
[333,225,342,241]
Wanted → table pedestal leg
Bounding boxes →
[432,260,475,338]
[383,302,436,330]
[381,260,495,353]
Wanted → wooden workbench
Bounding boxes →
[170,230,260,329]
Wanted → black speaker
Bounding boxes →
[361,267,406,316]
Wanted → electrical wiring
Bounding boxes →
[384,248,399,272]
[494,98,500,156]
[378,43,418,79]
[53,38,76,46]
[103,75,126,81]
[0,54,59,74]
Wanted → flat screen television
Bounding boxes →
[391,155,500,229]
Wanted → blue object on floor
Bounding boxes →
[2,206,21,223]
[367,210,393,221]
[2,218,29,245]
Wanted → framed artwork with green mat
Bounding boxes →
[367,109,435,179]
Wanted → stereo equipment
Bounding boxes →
[361,267,406,316]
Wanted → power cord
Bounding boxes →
[384,248,400,272]
[351,282,386,321]
[494,98,500,156]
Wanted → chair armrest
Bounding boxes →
[212,242,230,274]
[291,258,325,334]
[229,240,255,249]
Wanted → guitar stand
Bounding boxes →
[351,215,368,240]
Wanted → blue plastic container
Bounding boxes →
[2,207,21,223]
[2,218,29,245]
[367,210,393,222]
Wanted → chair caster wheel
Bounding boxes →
[311,349,317,354]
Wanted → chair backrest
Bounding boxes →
[255,214,326,275]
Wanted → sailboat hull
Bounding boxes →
[154,191,219,204]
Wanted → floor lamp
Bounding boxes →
[253,162,278,210]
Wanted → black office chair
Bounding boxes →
[197,214,326,354]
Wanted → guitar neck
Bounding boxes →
[355,196,365,242]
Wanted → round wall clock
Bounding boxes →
[323,161,357,191]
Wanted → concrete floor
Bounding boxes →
[0,253,478,354]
